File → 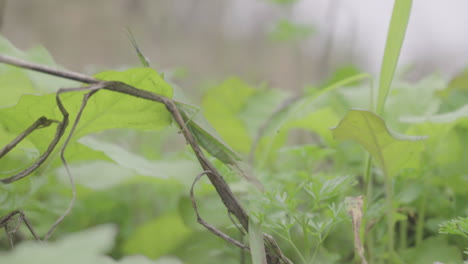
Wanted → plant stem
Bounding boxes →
[310,237,321,264]
[398,216,408,250]
[287,231,307,264]
[363,154,374,262]
[384,173,394,257]
[415,192,427,246]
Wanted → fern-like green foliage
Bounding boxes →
[439,217,468,239]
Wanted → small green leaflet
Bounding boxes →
[331,109,426,178]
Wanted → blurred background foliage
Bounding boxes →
[0,1,467,264]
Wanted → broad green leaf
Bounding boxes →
[383,75,445,127]
[402,105,468,170]
[400,237,462,264]
[201,77,255,153]
[176,101,242,164]
[0,67,35,107]
[239,88,289,139]
[256,73,370,167]
[79,136,200,180]
[285,107,340,145]
[0,35,79,93]
[0,225,116,263]
[401,104,468,124]
[377,0,412,115]
[55,160,135,190]
[249,219,267,264]
[123,212,192,259]
[321,65,363,88]
[436,69,468,111]
[91,68,173,136]
[331,109,425,177]
[0,68,173,152]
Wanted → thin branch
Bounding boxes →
[44,83,105,240]
[0,54,98,84]
[0,104,68,184]
[264,233,293,264]
[0,210,41,243]
[0,116,58,158]
[0,54,291,263]
[190,171,249,250]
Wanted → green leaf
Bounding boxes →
[285,107,341,145]
[176,101,242,165]
[55,160,135,190]
[0,225,116,263]
[0,67,35,107]
[401,104,468,124]
[256,73,370,166]
[0,35,79,93]
[79,136,200,180]
[201,77,255,154]
[439,217,468,238]
[249,218,267,264]
[0,68,173,151]
[122,212,192,259]
[446,68,468,93]
[400,236,462,264]
[321,65,363,88]
[331,109,426,177]
[377,0,412,115]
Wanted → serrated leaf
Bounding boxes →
[439,217,468,238]
[331,109,426,177]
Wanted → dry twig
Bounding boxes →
[0,54,291,263]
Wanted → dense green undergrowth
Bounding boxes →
[0,2,467,264]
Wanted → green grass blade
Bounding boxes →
[377,0,412,115]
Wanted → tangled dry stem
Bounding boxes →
[0,54,292,263]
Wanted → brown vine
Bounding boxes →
[0,54,292,263]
